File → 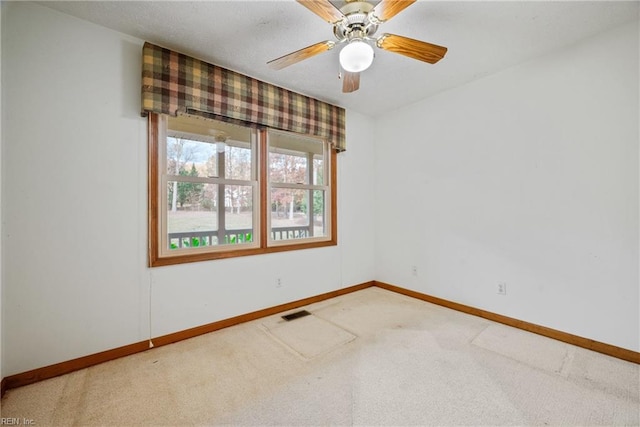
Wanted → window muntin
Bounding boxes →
[267,129,330,245]
[149,113,336,266]
[159,114,259,257]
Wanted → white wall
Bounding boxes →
[1,2,375,376]
[375,20,639,351]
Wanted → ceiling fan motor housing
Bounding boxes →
[333,1,379,42]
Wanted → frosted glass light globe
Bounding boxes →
[339,41,374,73]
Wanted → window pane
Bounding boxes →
[167,137,216,177]
[166,183,255,249]
[311,190,327,237]
[223,144,253,180]
[167,182,219,249]
[313,157,324,185]
[167,114,255,180]
[268,130,324,185]
[271,188,310,241]
[223,185,254,243]
[269,151,308,184]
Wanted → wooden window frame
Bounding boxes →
[148,113,337,267]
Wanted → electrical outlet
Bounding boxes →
[497,282,507,295]
[276,278,282,288]
[411,265,418,276]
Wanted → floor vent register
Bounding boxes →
[281,310,312,321]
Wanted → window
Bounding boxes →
[148,113,336,266]
[267,129,331,245]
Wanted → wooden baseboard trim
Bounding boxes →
[374,281,640,364]
[1,340,151,397]
[0,281,374,397]
[151,281,374,347]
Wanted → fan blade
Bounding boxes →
[371,0,416,23]
[268,41,336,70]
[342,71,360,93]
[297,0,345,24]
[377,33,447,64]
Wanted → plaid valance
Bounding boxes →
[141,42,346,151]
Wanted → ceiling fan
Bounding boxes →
[267,0,448,93]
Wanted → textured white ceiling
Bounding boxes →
[40,1,639,117]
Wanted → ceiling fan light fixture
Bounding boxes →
[339,40,374,72]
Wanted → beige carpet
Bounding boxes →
[2,287,638,426]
